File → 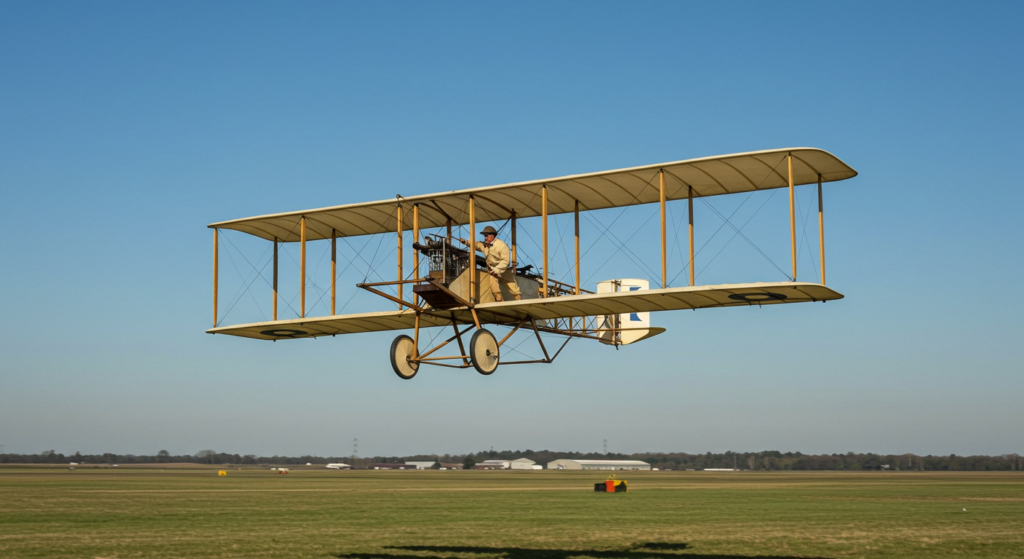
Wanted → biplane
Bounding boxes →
[207,148,857,379]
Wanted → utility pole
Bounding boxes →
[352,438,358,461]
[603,439,607,455]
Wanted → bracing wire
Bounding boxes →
[697,193,791,281]
[581,207,662,285]
[797,185,819,283]
[667,190,757,287]
[217,232,273,325]
[676,154,793,282]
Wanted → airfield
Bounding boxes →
[2,466,1022,558]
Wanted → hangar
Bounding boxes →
[547,459,651,471]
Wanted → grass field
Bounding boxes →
[1,466,1022,558]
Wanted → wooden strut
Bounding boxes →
[358,278,431,287]
[359,286,424,312]
[688,185,695,287]
[410,315,575,367]
[788,153,796,281]
[330,230,336,315]
[413,313,420,359]
[273,236,278,321]
[452,314,471,366]
[356,281,426,313]
[213,228,218,327]
[542,185,548,297]
[498,320,526,347]
[530,318,550,362]
[818,174,825,285]
[413,204,420,307]
[300,216,306,318]
[511,210,517,269]
[469,195,476,304]
[499,318,572,365]
[421,279,474,309]
[414,321,476,362]
[660,170,667,289]
[574,200,580,295]
[397,203,403,308]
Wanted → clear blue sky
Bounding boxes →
[2,1,1021,458]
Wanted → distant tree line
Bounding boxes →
[2,449,1022,471]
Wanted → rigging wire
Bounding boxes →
[581,206,662,285]
[677,154,793,283]
[667,190,757,286]
[797,185,820,283]
[217,232,273,325]
[697,191,789,281]
[552,212,575,283]
[217,227,310,324]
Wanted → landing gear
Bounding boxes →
[470,328,499,375]
[389,335,419,380]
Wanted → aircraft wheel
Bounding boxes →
[470,328,499,375]
[389,335,419,380]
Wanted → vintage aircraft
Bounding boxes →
[207,148,857,379]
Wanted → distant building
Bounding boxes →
[326,463,351,470]
[477,459,511,469]
[510,458,540,470]
[439,463,462,470]
[704,468,736,472]
[372,463,416,470]
[547,459,651,471]
[405,461,438,470]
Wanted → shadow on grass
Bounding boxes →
[335,542,828,559]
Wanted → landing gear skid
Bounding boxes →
[389,316,570,379]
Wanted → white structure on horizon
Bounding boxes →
[405,461,438,470]
[477,459,511,469]
[547,459,651,471]
[510,458,541,470]
[326,463,351,470]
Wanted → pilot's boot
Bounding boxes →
[494,294,503,302]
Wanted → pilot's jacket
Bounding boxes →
[471,238,522,301]
[473,238,512,275]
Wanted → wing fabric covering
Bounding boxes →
[208,148,857,242]
[207,282,842,340]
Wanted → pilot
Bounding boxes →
[458,226,522,302]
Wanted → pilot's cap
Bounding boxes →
[480,226,498,236]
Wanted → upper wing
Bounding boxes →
[207,282,841,341]
[208,148,857,242]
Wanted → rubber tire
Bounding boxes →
[390,335,419,380]
[469,329,499,375]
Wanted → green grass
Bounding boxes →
[1,466,1022,558]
